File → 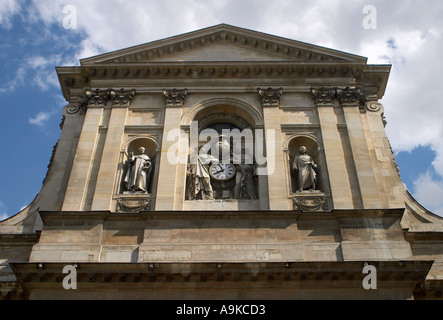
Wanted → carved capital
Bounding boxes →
[110,88,136,106]
[76,88,136,108]
[336,87,367,106]
[310,87,336,106]
[163,88,188,106]
[257,87,283,106]
[79,88,111,107]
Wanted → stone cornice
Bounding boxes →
[38,208,406,223]
[80,24,367,65]
[10,260,433,288]
[57,62,389,101]
[0,233,40,245]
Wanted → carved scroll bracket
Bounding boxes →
[116,195,151,213]
[292,191,328,212]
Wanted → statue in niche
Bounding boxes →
[187,145,217,200]
[123,147,152,193]
[234,153,258,200]
[292,146,318,192]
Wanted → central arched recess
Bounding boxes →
[181,98,263,128]
[183,98,263,202]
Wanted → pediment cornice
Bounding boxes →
[80,24,367,65]
[57,25,390,101]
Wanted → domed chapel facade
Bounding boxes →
[1,24,443,300]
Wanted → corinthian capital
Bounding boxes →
[336,87,367,106]
[257,87,283,106]
[79,88,111,107]
[110,88,136,106]
[163,88,188,106]
[310,87,336,106]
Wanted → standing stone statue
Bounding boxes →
[124,147,152,193]
[187,145,216,200]
[234,154,257,199]
[292,146,318,192]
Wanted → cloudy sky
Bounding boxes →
[1,0,443,220]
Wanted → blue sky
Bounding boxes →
[1,0,443,219]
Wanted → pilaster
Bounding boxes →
[259,88,289,210]
[62,107,103,211]
[155,89,188,210]
[91,107,129,210]
[339,88,382,209]
[38,104,83,211]
[316,103,354,209]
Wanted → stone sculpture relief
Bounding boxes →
[292,146,318,192]
[234,161,258,200]
[187,145,217,200]
[123,147,152,193]
[186,138,258,201]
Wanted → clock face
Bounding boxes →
[209,163,236,181]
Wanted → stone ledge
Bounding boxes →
[10,260,433,286]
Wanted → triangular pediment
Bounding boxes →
[150,42,295,62]
[80,24,367,65]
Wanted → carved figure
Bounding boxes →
[124,147,152,193]
[234,162,257,200]
[187,145,217,200]
[292,146,318,192]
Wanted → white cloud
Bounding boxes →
[0,66,25,93]
[27,55,51,69]
[413,171,443,216]
[29,111,51,127]
[0,0,24,29]
[0,54,63,94]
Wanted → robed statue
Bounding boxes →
[234,153,258,200]
[124,147,152,193]
[186,145,217,200]
[292,146,318,192]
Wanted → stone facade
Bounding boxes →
[1,24,443,300]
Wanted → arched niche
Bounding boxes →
[184,100,261,202]
[182,97,263,128]
[126,137,158,160]
[286,135,325,194]
[118,137,159,195]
